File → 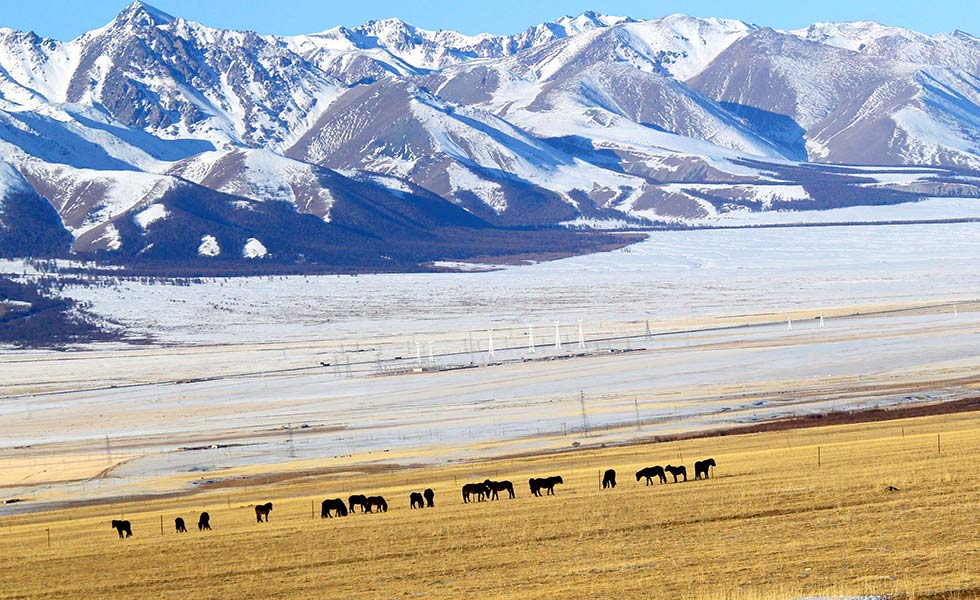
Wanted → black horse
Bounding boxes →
[349,494,369,513]
[484,479,515,500]
[529,476,563,496]
[602,469,617,489]
[664,465,687,483]
[198,512,211,531]
[635,466,667,485]
[694,458,716,480]
[175,517,187,533]
[423,488,435,508]
[255,502,273,523]
[365,496,388,513]
[321,498,348,518]
[462,482,489,503]
[111,520,132,539]
[410,492,425,509]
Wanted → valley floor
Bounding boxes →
[2,222,980,510]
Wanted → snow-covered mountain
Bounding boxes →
[0,2,978,267]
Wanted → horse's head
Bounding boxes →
[556,476,564,484]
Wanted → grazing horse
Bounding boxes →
[348,494,369,514]
[664,465,687,483]
[462,482,489,503]
[635,466,667,485]
[198,512,211,531]
[423,488,435,508]
[321,498,348,518]
[602,469,617,489]
[175,517,187,533]
[529,476,564,496]
[365,496,388,513]
[410,492,425,509]
[255,502,273,523]
[694,458,716,480]
[111,520,132,539]
[484,479,515,500]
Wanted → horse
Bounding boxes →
[365,496,388,513]
[664,465,687,483]
[198,512,211,531]
[111,520,132,539]
[462,482,489,503]
[255,502,273,523]
[602,469,617,489]
[348,494,369,513]
[410,492,425,509]
[423,488,435,508]
[321,498,348,518]
[174,517,187,533]
[484,479,515,500]
[635,466,667,485]
[694,458,716,480]
[529,476,563,496]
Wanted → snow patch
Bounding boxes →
[95,224,122,251]
[197,235,220,257]
[133,203,168,229]
[242,238,267,259]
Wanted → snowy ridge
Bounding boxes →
[0,160,29,198]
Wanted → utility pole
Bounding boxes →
[579,390,591,437]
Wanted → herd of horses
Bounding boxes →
[111,459,716,537]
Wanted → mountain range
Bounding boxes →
[0,2,978,269]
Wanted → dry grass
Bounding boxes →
[4,412,980,599]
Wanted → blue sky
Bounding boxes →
[3,1,977,40]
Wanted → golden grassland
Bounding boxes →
[4,412,980,599]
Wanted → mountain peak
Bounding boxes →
[553,11,633,31]
[115,1,176,28]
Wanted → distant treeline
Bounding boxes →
[0,277,122,348]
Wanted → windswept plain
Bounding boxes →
[2,222,980,510]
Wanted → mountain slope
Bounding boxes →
[689,28,980,168]
[0,3,979,268]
